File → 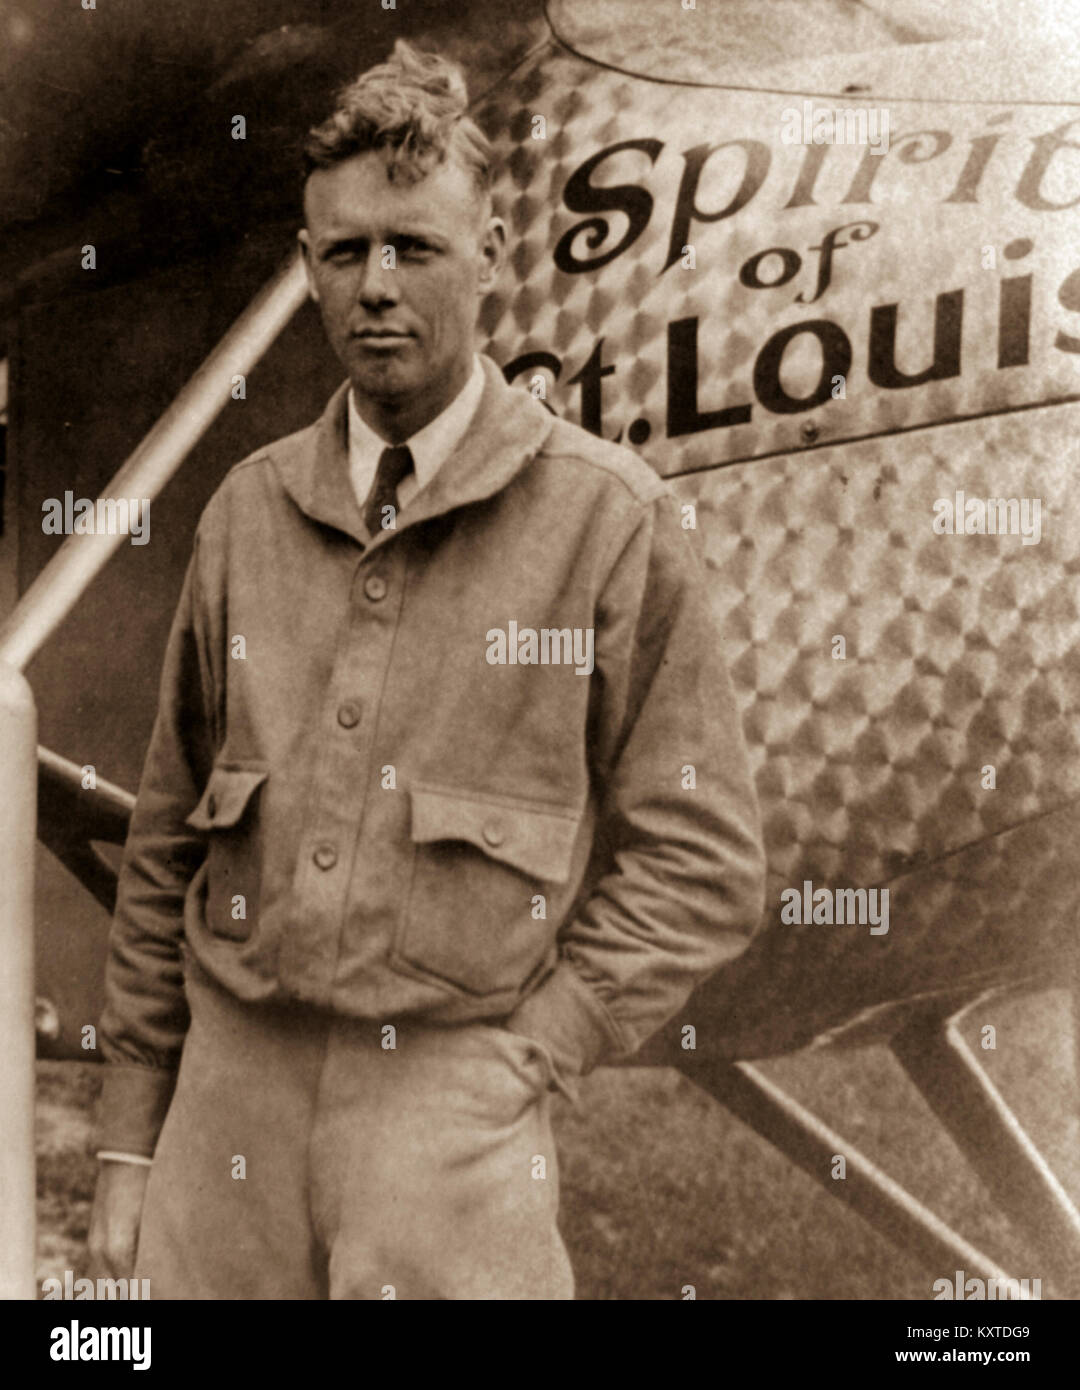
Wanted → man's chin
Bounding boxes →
[348,357,420,403]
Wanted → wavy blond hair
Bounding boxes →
[302,40,492,197]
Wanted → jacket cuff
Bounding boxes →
[95,1064,178,1159]
[504,960,623,1104]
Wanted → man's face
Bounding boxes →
[299,150,504,429]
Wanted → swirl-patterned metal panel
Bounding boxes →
[475,23,1080,1054]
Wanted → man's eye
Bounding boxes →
[400,242,434,259]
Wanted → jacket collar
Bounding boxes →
[270,354,555,550]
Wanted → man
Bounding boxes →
[89,39,765,1300]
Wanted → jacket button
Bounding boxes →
[314,843,338,870]
[482,820,504,848]
[364,574,387,602]
[337,701,361,729]
[206,793,217,819]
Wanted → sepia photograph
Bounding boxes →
[0,0,1078,1347]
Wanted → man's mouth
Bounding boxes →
[352,328,415,347]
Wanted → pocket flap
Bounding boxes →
[410,784,581,884]
[186,765,268,831]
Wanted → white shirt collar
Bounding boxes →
[347,354,485,514]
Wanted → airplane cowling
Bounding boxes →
[474,10,1080,1055]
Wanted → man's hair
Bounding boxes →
[302,40,493,198]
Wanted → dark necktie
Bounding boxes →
[363,444,414,536]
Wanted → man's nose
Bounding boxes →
[357,250,401,308]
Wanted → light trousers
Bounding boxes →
[134,956,574,1299]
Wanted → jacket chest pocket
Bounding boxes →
[394,784,582,998]
[186,763,269,943]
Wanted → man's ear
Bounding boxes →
[477,217,506,294]
[297,228,320,304]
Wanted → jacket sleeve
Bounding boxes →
[505,488,766,1097]
[96,528,220,1157]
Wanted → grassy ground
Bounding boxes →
[35,987,1077,1299]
